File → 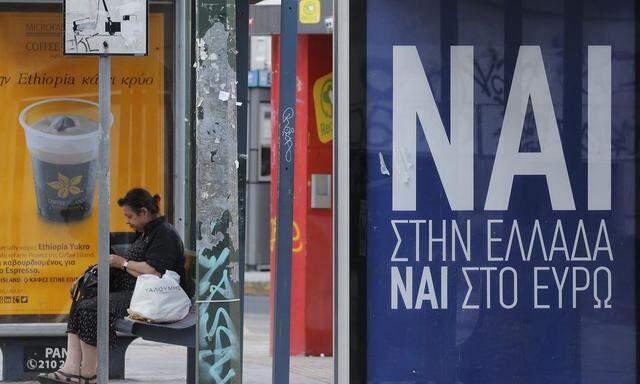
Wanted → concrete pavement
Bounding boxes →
[243,310,333,384]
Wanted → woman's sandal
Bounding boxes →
[79,374,97,384]
[36,370,81,384]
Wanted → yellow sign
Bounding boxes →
[0,11,166,316]
[270,218,303,253]
[299,0,321,24]
[313,73,333,143]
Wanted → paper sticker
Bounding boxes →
[64,0,148,55]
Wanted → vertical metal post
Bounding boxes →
[97,55,111,384]
[333,0,350,382]
[194,2,241,383]
[273,1,298,383]
[174,0,189,239]
[236,0,249,371]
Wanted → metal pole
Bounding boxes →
[194,2,241,383]
[333,0,350,382]
[173,0,188,239]
[273,1,298,383]
[97,54,111,384]
[236,0,249,375]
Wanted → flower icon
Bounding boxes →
[47,173,83,198]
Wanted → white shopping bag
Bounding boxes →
[127,270,191,323]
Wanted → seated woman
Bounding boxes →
[38,188,186,384]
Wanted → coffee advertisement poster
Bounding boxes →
[0,11,166,317]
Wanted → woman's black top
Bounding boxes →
[112,216,186,291]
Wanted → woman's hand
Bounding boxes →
[109,254,127,269]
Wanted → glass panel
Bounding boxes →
[0,2,175,323]
[363,0,636,382]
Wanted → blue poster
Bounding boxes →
[366,0,636,383]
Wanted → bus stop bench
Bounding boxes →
[0,323,135,381]
[114,306,196,384]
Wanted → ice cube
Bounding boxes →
[50,116,76,132]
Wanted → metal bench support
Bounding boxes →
[187,347,195,384]
[115,311,196,384]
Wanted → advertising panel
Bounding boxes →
[0,10,166,318]
[366,0,636,382]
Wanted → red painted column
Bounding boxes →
[270,34,333,356]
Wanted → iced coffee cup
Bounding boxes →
[20,98,103,223]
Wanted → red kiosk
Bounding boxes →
[270,33,333,356]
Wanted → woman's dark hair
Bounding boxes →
[117,188,161,215]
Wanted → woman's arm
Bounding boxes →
[109,254,160,277]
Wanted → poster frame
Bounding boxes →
[0,0,177,324]
[346,0,640,383]
[340,0,368,382]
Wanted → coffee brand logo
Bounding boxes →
[313,73,333,143]
[299,0,321,24]
[47,173,82,198]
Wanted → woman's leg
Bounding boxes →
[79,340,97,379]
[38,333,82,381]
[65,298,99,381]
[60,333,82,374]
